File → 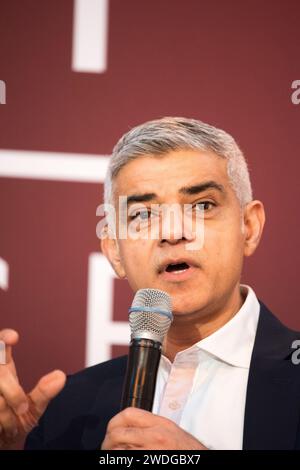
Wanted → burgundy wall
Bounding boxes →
[0,0,300,392]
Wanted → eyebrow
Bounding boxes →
[124,180,225,207]
[125,192,157,206]
[179,180,226,196]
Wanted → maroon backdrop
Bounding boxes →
[0,0,300,392]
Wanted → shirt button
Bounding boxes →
[168,400,181,410]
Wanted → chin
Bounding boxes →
[170,295,205,316]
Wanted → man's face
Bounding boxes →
[106,149,249,318]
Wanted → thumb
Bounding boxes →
[29,370,66,416]
[19,370,66,433]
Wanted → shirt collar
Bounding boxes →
[195,284,260,368]
[162,284,260,369]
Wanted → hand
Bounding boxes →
[0,329,66,449]
[101,407,208,450]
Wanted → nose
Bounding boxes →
[159,204,195,245]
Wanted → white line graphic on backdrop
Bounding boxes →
[0,256,8,363]
[72,0,109,73]
[0,150,109,182]
[0,80,6,104]
[86,253,130,366]
[0,257,9,291]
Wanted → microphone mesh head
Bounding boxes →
[129,289,173,343]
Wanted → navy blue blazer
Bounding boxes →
[25,301,300,450]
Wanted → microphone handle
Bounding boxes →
[121,338,162,411]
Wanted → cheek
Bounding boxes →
[203,223,244,269]
[118,240,151,286]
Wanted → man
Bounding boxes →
[0,117,299,450]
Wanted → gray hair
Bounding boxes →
[104,117,253,207]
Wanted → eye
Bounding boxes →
[195,201,216,211]
[129,209,152,221]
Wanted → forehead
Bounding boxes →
[114,149,231,200]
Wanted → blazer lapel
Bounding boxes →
[243,302,300,449]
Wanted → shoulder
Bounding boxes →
[258,300,300,336]
[47,354,128,415]
[66,355,128,389]
[256,300,300,358]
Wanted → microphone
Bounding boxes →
[121,288,173,411]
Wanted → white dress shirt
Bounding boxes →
[152,284,260,450]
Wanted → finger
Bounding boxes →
[28,370,66,418]
[102,426,144,450]
[107,407,158,432]
[0,396,8,412]
[0,407,19,440]
[0,368,29,416]
[0,329,19,364]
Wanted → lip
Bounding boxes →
[159,265,198,282]
[157,257,199,282]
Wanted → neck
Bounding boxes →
[163,284,246,362]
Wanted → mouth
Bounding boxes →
[165,262,190,273]
[158,258,198,282]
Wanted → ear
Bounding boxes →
[100,227,127,279]
[243,200,266,257]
